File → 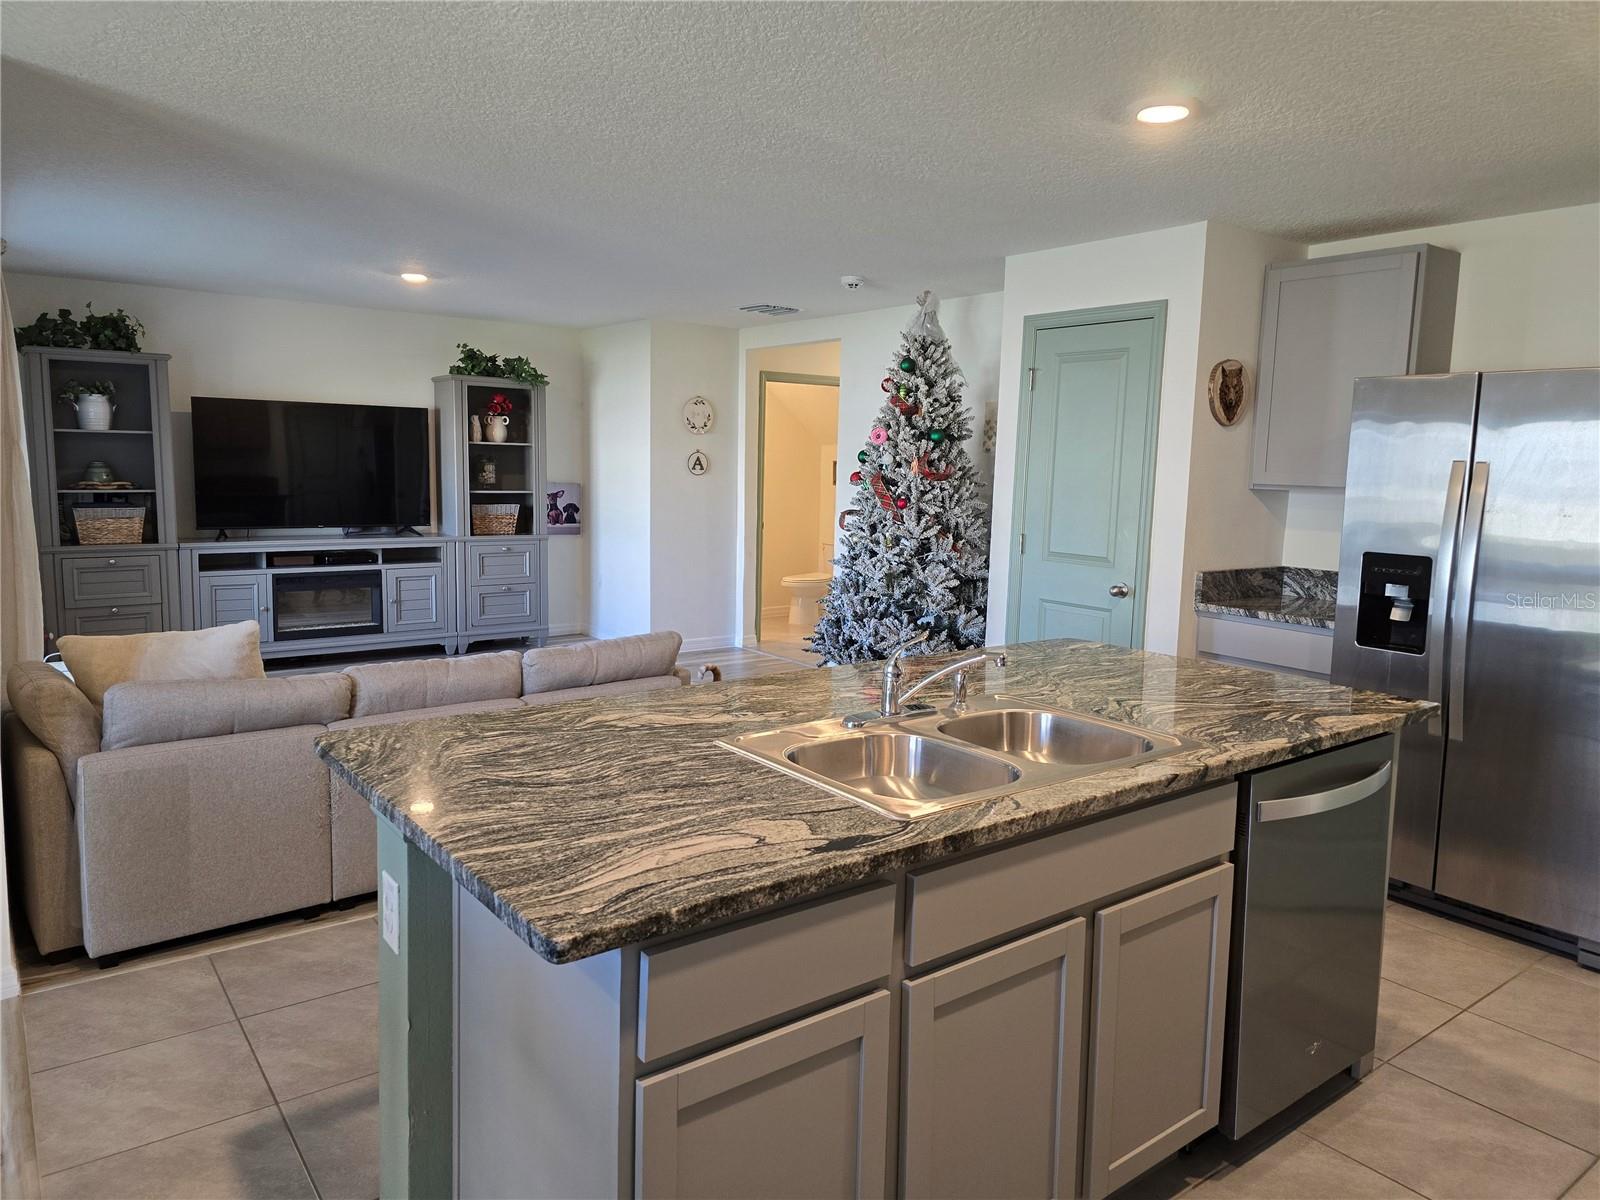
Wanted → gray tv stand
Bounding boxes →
[180,533,547,660]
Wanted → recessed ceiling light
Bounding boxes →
[1135,102,1193,125]
[399,271,430,284]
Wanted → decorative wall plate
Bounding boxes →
[682,395,715,435]
[1208,359,1248,426]
[687,449,710,476]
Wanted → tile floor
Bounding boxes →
[755,619,822,665]
[14,875,1596,1199]
[20,913,378,1199]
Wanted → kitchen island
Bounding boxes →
[317,638,1431,1200]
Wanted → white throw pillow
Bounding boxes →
[57,621,265,708]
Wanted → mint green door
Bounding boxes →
[1010,309,1163,647]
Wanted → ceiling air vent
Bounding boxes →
[738,303,801,317]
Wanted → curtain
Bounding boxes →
[0,271,45,682]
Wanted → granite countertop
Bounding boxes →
[316,639,1429,964]
[1195,566,1338,629]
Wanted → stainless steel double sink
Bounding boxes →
[719,696,1201,822]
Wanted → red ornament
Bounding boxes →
[849,470,863,484]
[895,497,909,510]
[912,454,954,481]
[838,510,850,530]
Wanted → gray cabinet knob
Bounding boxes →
[260,606,269,613]
[107,558,117,565]
[1109,583,1131,598]
[110,607,119,614]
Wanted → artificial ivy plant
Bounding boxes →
[14,304,147,352]
[449,342,550,387]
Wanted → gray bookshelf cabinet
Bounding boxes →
[434,374,549,650]
[21,347,181,650]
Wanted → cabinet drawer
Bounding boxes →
[906,782,1235,967]
[59,604,163,637]
[60,553,163,609]
[638,882,895,1063]
[466,583,540,629]
[467,542,538,585]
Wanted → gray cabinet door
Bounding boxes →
[1252,247,1457,489]
[466,541,537,585]
[60,552,164,609]
[636,991,890,1200]
[1084,864,1233,1200]
[61,605,162,637]
[198,572,271,641]
[902,918,1087,1200]
[384,565,446,633]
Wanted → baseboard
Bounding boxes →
[546,622,587,638]
[680,634,739,654]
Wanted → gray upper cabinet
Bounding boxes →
[1084,864,1234,1200]
[635,991,891,1200]
[1251,244,1458,489]
[902,918,1086,1200]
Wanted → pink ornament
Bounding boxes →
[868,427,889,446]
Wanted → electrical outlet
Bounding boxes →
[381,871,400,954]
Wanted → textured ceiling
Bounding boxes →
[2,1,1595,327]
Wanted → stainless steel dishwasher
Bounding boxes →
[1221,734,1397,1139]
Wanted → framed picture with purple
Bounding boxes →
[546,483,582,535]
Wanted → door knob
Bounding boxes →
[1109,583,1131,598]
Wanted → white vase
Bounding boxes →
[486,415,510,443]
[468,415,483,443]
[74,393,115,431]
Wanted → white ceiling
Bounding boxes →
[2,1,1595,328]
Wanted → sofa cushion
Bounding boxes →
[520,675,684,708]
[521,631,683,695]
[345,651,522,718]
[101,674,354,750]
[57,621,264,708]
[5,661,102,797]
[328,696,524,730]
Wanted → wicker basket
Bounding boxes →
[73,504,147,545]
[470,503,520,536]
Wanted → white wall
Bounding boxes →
[647,321,740,649]
[1281,204,1600,566]
[6,273,593,632]
[579,321,652,638]
[738,294,1002,643]
[1178,223,1301,652]
[991,225,1210,655]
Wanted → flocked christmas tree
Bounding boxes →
[810,291,988,664]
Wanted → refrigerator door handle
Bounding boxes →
[1255,762,1393,823]
[1448,461,1491,743]
[1428,460,1469,735]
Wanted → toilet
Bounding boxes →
[780,543,834,630]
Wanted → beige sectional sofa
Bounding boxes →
[2,631,688,960]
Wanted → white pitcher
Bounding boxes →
[70,393,116,431]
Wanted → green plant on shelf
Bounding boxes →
[56,379,117,401]
[449,343,550,387]
[15,304,146,351]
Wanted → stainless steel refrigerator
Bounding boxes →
[1332,369,1600,963]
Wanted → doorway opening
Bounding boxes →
[756,372,840,661]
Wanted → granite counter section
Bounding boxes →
[1195,566,1337,628]
[316,638,1427,964]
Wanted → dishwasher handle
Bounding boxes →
[1255,762,1393,824]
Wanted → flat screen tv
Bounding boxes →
[192,396,430,531]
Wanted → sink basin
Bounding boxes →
[785,731,1021,815]
[718,696,1199,823]
[937,708,1163,766]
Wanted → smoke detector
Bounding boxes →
[840,275,866,290]
[738,303,801,317]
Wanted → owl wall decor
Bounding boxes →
[1208,359,1248,426]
